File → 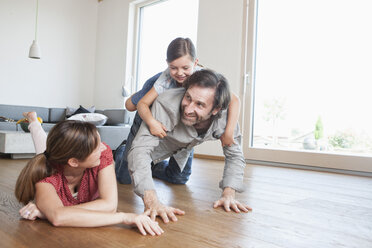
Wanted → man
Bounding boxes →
[128,69,251,223]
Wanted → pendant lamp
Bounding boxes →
[29,0,41,59]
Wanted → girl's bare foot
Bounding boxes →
[22,112,38,123]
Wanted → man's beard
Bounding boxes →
[180,105,213,127]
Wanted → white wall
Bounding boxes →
[194,0,246,156]
[0,0,98,108]
[94,0,130,109]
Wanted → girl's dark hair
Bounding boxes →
[15,120,99,205]
[183,69,231,115]
[167,37,196,63]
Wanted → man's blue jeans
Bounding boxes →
[115,112,193,185]
[151,149,193,184]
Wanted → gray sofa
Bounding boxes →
[0,104,134,154]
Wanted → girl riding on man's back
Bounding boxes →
[126,37,240,146]
[115,37,241,185]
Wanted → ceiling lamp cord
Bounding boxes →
[29,0,41,59]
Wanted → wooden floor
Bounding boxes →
[0,157,372,248]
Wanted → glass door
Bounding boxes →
[243,0,372,172]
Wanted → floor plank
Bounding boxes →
[0,157,371,248]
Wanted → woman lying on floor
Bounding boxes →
[14,112,163,236]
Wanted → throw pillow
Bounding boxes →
[66,105,95,118]
[67,113,108,126]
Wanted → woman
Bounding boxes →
[15,112,163,236]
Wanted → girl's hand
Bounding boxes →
[19,202,45,220]
[123,211,164,236]
[220,132,236,147]
[149,119,167,138]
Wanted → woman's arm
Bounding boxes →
[137,87,167,138]
[35,182,119,227]
[220,93,240,147]
[21,162,117,218]
[26,112,47,154]
[69,163,117,212]
[34,182,163,235]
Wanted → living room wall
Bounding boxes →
[194,0,246,156]
[0,0,98,108]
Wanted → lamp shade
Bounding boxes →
[29,40,41,59]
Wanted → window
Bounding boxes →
[128,0,199,93]
[243,0,372,172]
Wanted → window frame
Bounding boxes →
[125,0,166,95]
[242,0,372,173]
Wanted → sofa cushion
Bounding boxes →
[97,125,131,150]
[49,108,66,123]
[103,109,127,125]
[0,104,49,122]
[41,123,55,132]
[66,105,95,118]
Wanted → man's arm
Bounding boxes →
[127,122,158,197]
[127,96,185,223]
[214,125,252,213]
[220,134,246,192]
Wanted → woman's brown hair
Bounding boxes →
[15,120,100,205]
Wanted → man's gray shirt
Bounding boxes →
[128,88,246,197]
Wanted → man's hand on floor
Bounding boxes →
[213,187,252,213]
[143,190,185,223]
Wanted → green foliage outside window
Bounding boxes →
[328,130,355,149]
[314,116,323,140]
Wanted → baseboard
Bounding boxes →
[246,159,372,177]
[194,154,225,161]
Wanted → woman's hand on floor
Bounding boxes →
[123,211,164,236]
[19,202,45,220]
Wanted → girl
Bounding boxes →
[115,37,240,185]
[15,112,163,236]
[127,37,240,145]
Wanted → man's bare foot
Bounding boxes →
[22,112,38,123]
